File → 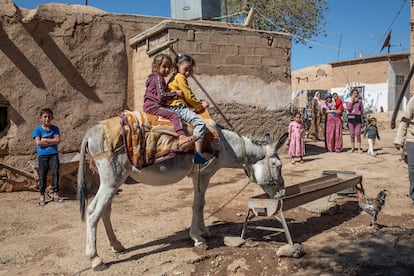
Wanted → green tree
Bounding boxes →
[223,0,328,44]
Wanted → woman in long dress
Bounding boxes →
[323,93,343,152]
[307,91,323,140]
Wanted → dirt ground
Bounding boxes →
[1,112,414,276]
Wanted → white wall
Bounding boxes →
[191,75,292,111]
[388,59,410,111]
[331,82,388,112]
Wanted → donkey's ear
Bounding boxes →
[264,133,272,144]
[274,132,288,151]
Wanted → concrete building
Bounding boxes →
[292,52,410,111]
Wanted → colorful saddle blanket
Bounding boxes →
[100,110,220,169]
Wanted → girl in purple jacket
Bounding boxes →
[143,54,196,149]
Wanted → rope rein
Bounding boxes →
[206,179,252,219]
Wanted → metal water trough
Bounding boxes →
[241,171,363,245]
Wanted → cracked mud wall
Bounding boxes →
[0,0,163,191]
[0,0,162,166]
[0,0,291,192]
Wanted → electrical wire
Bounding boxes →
[366,0,408,56]
[211,11,245,20]
[254,8,356,53]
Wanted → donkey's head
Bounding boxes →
[246,133,288,199]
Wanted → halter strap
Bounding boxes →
[240,136,276,185]
[240,136,255,182]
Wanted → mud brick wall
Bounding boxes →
[130,20,292,140]
[208,103,290,142]
[0,1,165,191]
[0,1,163,164]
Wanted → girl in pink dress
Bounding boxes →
[288,112,305,164]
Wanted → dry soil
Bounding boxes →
[1,113,414,276]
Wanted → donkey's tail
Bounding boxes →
[78,129,89,222]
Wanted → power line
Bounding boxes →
[255,3,407,77]
[254,8,356,53]
[325,32,407,37]
[366,0,408,56]
[337,34,342,60]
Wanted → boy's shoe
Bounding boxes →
[53,197,64,203]
[193,152,209,164]
[193,152,217,172]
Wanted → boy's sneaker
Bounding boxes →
[193,152,208,164]
[193,152,217,172]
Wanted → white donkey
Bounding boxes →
[77,123,287,270]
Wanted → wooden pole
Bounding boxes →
[244,7,255,28]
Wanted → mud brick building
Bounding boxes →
[0,0,292,191]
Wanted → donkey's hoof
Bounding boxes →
[111,243,126,253]
[93,263,108,271]
[194,241,208,250]
[91,257,107,271]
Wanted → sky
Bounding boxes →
[13,0,410,71]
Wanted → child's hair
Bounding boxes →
[152,53,172,72]
[39,108,53,117]
[169,54,196,82]
[293,111,301,118]
[368,117,377,125]
[175,54,196,67]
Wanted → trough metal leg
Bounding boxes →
[277,210,293,246]
[241,209,253,239]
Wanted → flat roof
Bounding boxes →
[129,19,291,48]
[329,52,409,67]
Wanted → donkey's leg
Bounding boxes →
[102,201,125,253]
[190,170,213,249]
[86,159,128,270]
[85,187,113,271]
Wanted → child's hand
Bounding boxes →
[201,100,209,108]
[175,90,184,98]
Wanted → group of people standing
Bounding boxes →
[288,88,381,163]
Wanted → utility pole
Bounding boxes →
[85,0,88,6]
[336,34,342,60]
[223,0,228,22]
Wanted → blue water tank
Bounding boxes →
[170,0,221,20]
